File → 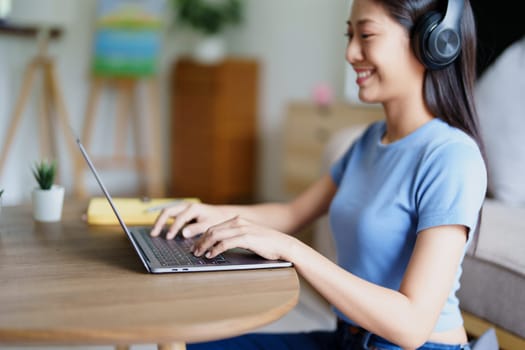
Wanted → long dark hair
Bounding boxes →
[374,0,483,151]
[373,0,485,247]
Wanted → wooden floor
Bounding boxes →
[462,311,525,350]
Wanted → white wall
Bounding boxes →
[0,1,99,204]
[0,0,351,205]
[228,0,350,200]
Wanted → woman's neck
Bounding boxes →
[381,99,434,144]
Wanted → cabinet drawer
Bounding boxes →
[282,102,383,195]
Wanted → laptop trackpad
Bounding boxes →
[226,247,280,263]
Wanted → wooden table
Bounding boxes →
[0,202,299,349]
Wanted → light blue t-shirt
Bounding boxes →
[329,118,487,332]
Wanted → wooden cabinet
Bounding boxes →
[283,102,384,195]
[170,58,258,204]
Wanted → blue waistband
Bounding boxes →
[337,320,471,350]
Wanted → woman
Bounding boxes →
[151,0,486,349]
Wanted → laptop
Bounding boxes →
[77,138,292,273]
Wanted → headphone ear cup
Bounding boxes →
[411,11,444,70]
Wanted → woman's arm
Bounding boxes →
[194,217,467,348]
[151,174,337,238]
[288,224,468,349]
[219,174,337,234]
[190,181,468,348]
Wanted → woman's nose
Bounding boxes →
[346,37,364,64]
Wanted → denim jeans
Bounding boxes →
[187,321,472,350]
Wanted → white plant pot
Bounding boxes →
[32,185,65,222]
[193,35,226,64]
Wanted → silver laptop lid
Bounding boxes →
[76,138,151,271]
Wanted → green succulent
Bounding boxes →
[32,160,57,190]
[173,0,243,35]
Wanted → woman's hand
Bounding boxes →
[192,215,296,262]
[150,202,233,240]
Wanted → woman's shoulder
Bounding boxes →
[421,119,485,173]
[425,119,481,154]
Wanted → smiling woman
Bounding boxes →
[151,0,486,349]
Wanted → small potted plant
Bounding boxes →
[31,159,64,222]
[172,0,243,63]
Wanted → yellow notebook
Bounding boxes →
[86,197,200,226]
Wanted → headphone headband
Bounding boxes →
[441,0,464,30]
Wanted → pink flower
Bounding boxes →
[312,83,334,107]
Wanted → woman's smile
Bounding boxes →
[355,68,375,85]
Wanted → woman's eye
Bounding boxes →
[345,32,373,40]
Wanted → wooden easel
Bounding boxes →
[73,76,165,199]
[0,27,77,180]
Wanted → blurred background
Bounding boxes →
[0,0,522,206]
[0,0,351,206]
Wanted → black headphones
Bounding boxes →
[412,0,464,70]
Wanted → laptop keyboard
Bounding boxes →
[139,229,228,266]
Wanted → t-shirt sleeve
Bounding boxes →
[416,142,487,234]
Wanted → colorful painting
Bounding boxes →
[92,0,165,77]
